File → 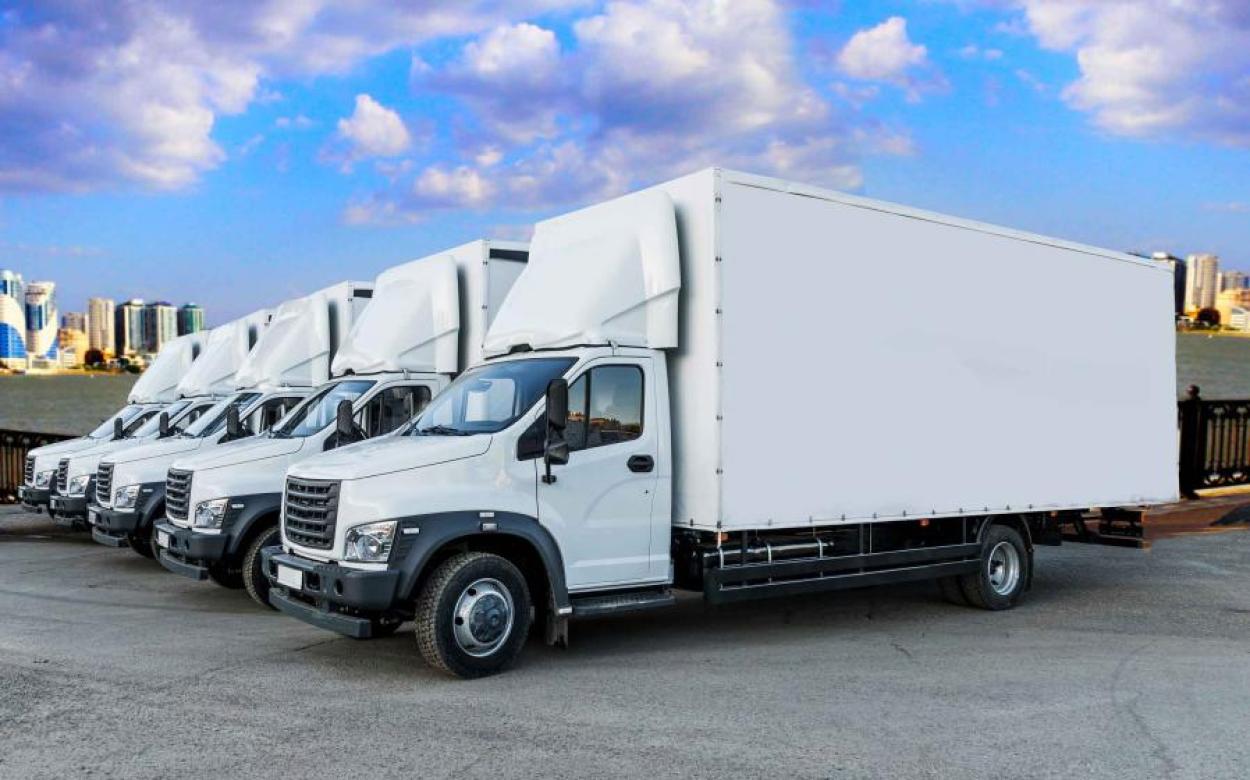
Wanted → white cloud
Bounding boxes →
[836,17,946,102]
[361,0,895,222]
[958,44,1003,61]
[997,0,1250,145]
[336,94,411,159]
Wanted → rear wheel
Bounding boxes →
[129,523,157,560]
[959,525,1029,610]
[242,526,280,609]
[415,552,532,679]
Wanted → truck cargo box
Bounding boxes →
[669,169,1178,530]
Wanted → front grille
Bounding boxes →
[96,462,115,505]
[284,477,340,549]
[56,458,69,493]
[166,469,193,521]
[24,456,34,485]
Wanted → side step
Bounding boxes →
[569,588,675,619]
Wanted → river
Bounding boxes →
[1,333,1248,435]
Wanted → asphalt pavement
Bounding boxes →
[1,505,1248,779]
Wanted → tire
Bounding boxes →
[958,524,1029,610]
[937,576,969,606]
[207,563,244,589]
[242,525,280,609]
[129,522,157,559]
[415,552,532,679]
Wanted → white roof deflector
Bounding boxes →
[128,332,206,403]
[332,255,459,376]
[176,309,272,398]
[235,281,372,390]
[483,189,680,356]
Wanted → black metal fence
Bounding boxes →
[0,428,74,502]
[1178,386,1250,497]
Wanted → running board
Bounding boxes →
[569,588,675,619]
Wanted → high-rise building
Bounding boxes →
[62,311,87,331]
[1184,254,1220,314]
[0,270,26,364]
[143,301,178,353]
[178,302,206,336]
[87,297,115,357]
[1220,270,1247,292]
[115,298,146,356]
[24,281,58,360]
[1152,252,1186,316]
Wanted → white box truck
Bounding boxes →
[262,169,1178,678]
[19,332,207,516]
[156,241,526,608]
[86,291,362,558]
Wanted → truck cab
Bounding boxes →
[20,332,206,514]
[155,241,526,606]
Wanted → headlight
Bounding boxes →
[113,484,140,510]
[67,475,90,496]
[343,520,397,563]
[193,498,229,529]
[35,470,54,488]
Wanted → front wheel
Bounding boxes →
[129,523,157,560]
[242,526,280,609]
[415,552,532,679]
[958,524,1029,610]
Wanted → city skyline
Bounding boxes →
[0,2,1245,322]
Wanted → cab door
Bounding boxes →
[537,357,659,590]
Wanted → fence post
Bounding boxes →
[1178,385,1205,499]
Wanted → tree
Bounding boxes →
[84,348,105,367]
[1196,308,1221,327]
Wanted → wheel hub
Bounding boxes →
[452,578,514,657]
[987,540,1021,596]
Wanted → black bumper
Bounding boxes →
[155,520,228,580]
[90,504,140,546]
[49,493,88,519]
[18,485,50,511]
[262,547,402,638]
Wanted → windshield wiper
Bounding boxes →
[414,424,470,436]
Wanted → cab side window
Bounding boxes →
[246,396,303,435]
[566,365,644,452]
[357,385,432,437]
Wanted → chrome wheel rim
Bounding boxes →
[987,541,1021,596]
[452,578,514,657]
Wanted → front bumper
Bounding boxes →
[18,485,50,511]
[49,493,89,520]
[155,520,228,580]
[262,547,402,638]
[89,504,140,547]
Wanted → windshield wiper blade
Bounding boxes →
[415,424,470,436]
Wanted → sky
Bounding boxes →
[0,0,1247,324]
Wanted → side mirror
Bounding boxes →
[113,418,124,440]
[225,405,241,441]
[542,378,570,484]
[158,412,170,437]
[336,399,356,441]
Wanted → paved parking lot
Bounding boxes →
[2,505,1249,779]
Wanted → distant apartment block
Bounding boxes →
[24,281,58,361]
[144,300,177,353]
[0,269,26,363]
[88,297,115,357]
[62,311,87,331]
[115,298,146,357]
[1216,288,1250,328]
[178,302,205,336]
[1184,253,1219,313]
[1220,270,1248,292]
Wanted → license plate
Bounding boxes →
[88,510,98,526]
[157,530,170,548]
[276,564,303,590]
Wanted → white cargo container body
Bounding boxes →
[660,169,1178,531]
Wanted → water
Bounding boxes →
[0,373,138,435]
[2,335,1249,434]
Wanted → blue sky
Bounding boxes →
[0,0,1247,324]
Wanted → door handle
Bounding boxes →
[627,455,654,473]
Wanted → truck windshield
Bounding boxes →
[88,405,143,439]
[130,400,191,437]
[407,357,575,436]
[182,393,262,438]
[271,380,375,438]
